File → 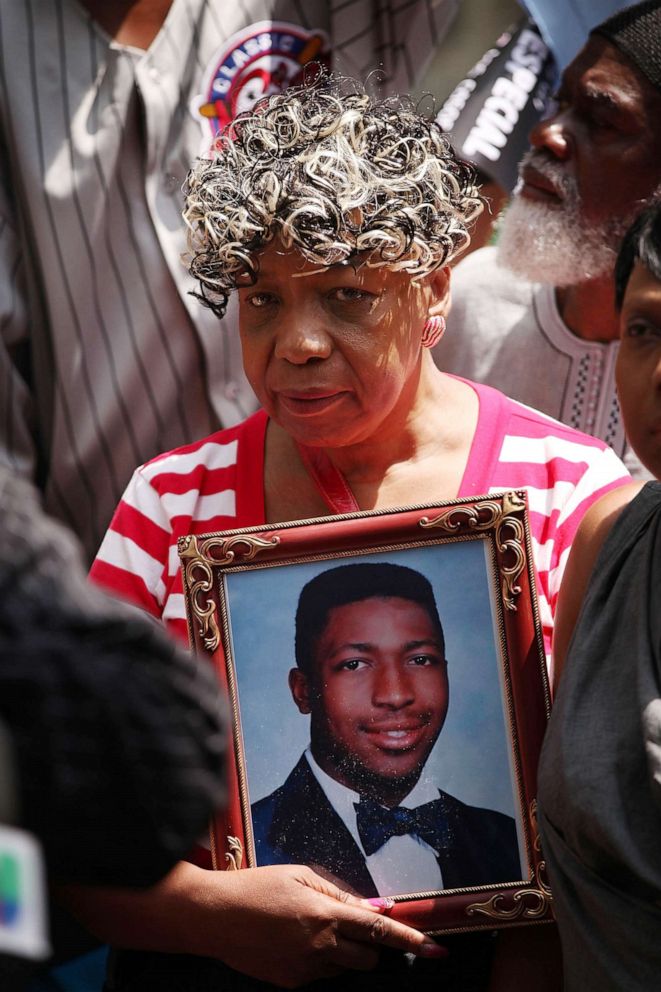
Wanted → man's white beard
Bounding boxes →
[496,153,638,286]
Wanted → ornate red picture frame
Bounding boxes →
[179,490,553,934]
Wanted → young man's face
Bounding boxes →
[616,260,661,479]
[289,595,449,805]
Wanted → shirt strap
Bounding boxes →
[295,442,360,514]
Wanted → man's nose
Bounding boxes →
[372,665,414,709]
[273,308,332,365]
[529,114,572,162]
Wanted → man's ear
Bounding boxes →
[427,265,451,318]
[289,667,312,715]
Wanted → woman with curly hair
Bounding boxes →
[82,78,627,991]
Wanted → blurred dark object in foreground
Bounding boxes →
[0,466,226,987]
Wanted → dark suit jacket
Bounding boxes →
[251,755,522,897]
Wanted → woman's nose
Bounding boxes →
[274,313,332,364]
[530,115,571,162]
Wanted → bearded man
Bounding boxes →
[436,0,661,478]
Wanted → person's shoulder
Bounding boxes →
[500,397,631,505]
[452,246,499,283]
[252,757,310,816]
[439,789,519,862]
[137,410,266,490]
[570,482,647,557]
[440,788,514,828]
[569,480,649,575]
[550,481,648,691]
[451,246,534,304]
[251,760,307,847]
[500,393,625,459]
[251,788,280,820]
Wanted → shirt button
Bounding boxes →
[149,65,160,81]
[225,382,240,400]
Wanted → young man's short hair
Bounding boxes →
[294,562,445,675]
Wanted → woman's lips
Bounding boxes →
[278,391,349,416]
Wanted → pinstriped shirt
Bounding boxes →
[0,0,457,561]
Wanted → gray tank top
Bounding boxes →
[538,481,661,991]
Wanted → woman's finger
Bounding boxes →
[336,907,447,959]
[297,869,447,960]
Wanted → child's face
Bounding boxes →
[616,261,661,479]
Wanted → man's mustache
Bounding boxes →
[517,150,578,202]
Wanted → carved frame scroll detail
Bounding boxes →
[179,534,280,651]
[420,491,527,610]
[465,800,553,923]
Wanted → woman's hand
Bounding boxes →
[62,861,446,989]
[208,864,446,987]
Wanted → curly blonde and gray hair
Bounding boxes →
[183,76,483,318]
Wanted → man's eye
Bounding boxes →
[584,110,618,132]
[337,658,368,671]
[408,654,435,667]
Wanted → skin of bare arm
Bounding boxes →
[60,862,446,988]
[551,481,645,696]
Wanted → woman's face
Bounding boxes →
[237,242,445,448]
[616,260,661,479]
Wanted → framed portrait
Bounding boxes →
[179,490,553,934]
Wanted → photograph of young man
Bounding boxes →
[251,562,522,897]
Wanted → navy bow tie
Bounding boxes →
[355,796,450,857]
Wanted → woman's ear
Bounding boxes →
[288,667,312,714]
[420,267,451,348]
[427,265,451,318]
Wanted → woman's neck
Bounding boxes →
[265,363,479,520]
[324,364,477,496]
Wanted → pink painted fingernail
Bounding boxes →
[418,941,449,959]
[367,897,395,911]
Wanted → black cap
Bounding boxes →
[591,0,661,92]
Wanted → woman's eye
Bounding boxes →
[625,319,661,340]
[332,288,374,304]
[248,292,277,308]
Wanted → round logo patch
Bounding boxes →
[190,20,331,148]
